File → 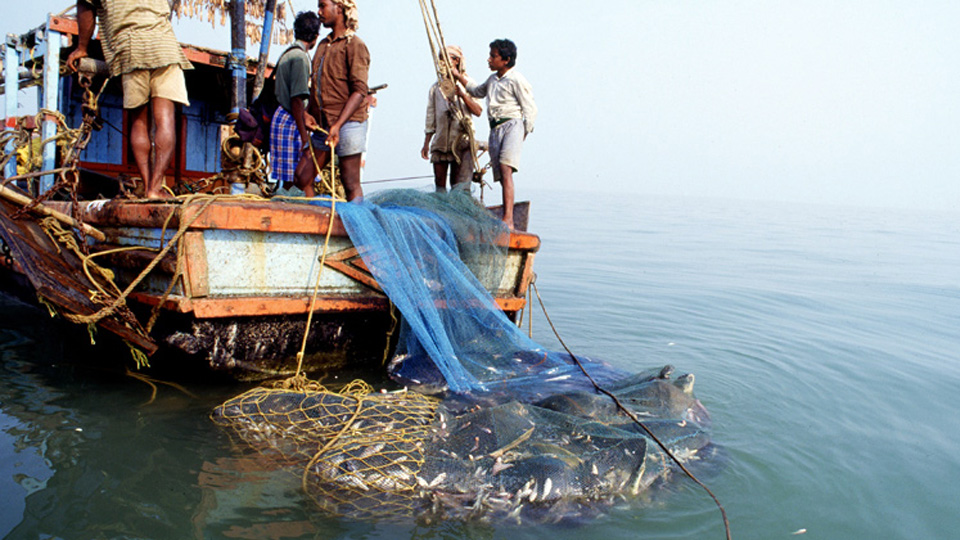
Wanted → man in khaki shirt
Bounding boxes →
[421,46,483,192]
[67,0,193,199]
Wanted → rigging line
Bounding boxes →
[361,174,434,185]
[419,0,483,181]
[531,281,732,540]
[418,0,441,77]
[100,116,125,136]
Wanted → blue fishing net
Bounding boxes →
[214,190,715,523]
[329,189,624,398]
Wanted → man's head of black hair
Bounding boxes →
[489,39,517,68]
[294,11,321,43]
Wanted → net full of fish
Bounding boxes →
[211,365,714,524]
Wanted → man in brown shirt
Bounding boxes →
[66,0,193,199]
[298,0,370,201]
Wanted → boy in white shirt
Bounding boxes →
[455,39,537,228]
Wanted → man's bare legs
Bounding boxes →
[499,163,515,229]
[339,154,364,201]
[150,98,176,198]
[294,147,329,198]
[129,104,152,195]
[433,162,450,192]
[434,160,469,192]
[293,149,362,201]
[130,97,177,199]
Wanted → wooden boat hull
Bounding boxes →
[2,197,540,380]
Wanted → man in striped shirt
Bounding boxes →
[67,0,193,199]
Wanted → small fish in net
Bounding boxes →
[211,365,713,524]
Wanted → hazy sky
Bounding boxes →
[8,1,960,211]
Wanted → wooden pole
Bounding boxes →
[0,184,107,242]
[252,0,277,101]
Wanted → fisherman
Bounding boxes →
[271,11,321,197]
[454,39,537,228]
[421,46,483,192]
[66,0,193,200]
[298,0,371,201]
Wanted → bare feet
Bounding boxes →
[145,190,174,200]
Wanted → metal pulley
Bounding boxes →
[75,57,109,87]
[76,58,108,132]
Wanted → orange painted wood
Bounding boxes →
[48,16,78,35]
[127,291,526,318]
[182,231,209,298]
[178,201,350,235]
[508,233,540,251]
[128,292,192,312]
[190,296,389,318]
[51,199,540,252]
[517,252,537,297]
[322,246,382,292]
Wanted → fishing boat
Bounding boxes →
[0,8,539,380]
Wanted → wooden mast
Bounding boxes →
[252,0,277,100]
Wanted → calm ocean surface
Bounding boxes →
[1,188,958,539]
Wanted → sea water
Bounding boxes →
[1,189,958,539]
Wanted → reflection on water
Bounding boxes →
[0,305,321,539]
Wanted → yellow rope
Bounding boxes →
[125,367,199,405]
[290,135,348,378]
[300,387,367,493]
[36,295,59,318]
[304,128,344,199]
[38,217,120,300]
[293,196,338,378]
[126,340,151,370]
[61,195,218,326]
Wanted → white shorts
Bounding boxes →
[310,120,369,157]
[489,118,524,182]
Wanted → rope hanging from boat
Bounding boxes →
[528,280,733,540]
[292,197,338,380]
[305,129,347,200]
[285,135,347,388]
[417,0,484,185]
[60,196,218,326]
[0,74,165,365]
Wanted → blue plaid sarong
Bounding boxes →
[270,107,301,186]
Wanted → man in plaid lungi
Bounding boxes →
[270,108,301,190]
[270,11,321,193]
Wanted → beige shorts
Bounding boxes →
[121,65,189,109]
